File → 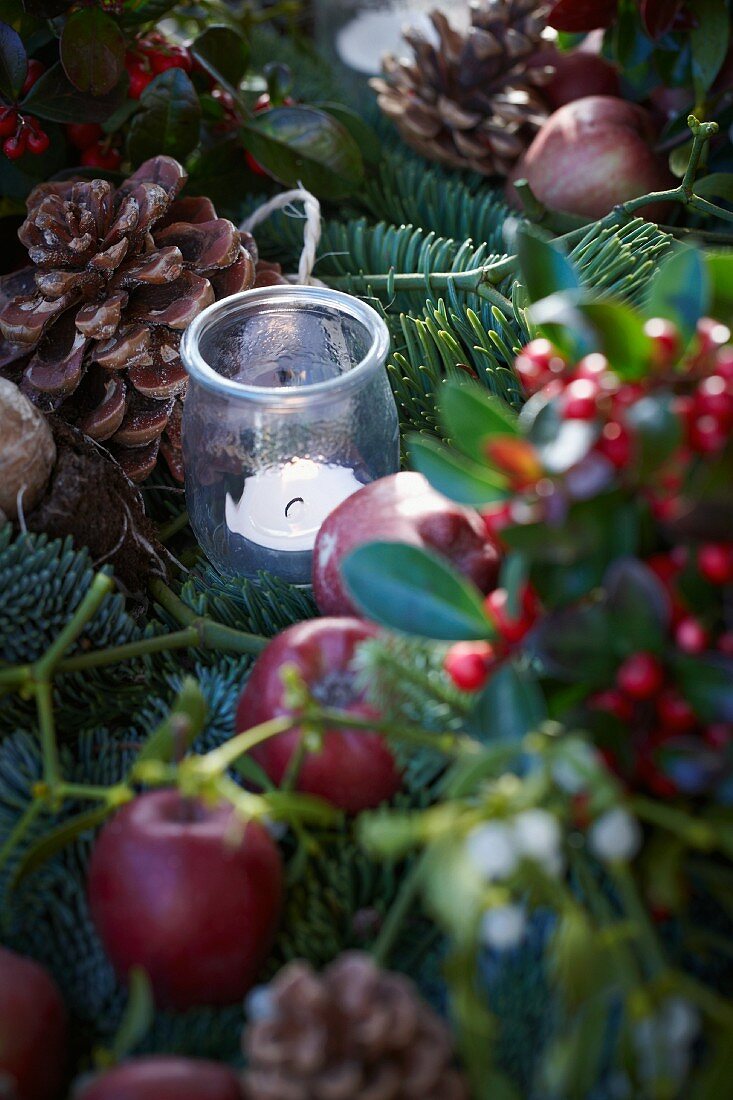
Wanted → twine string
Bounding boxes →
[241,187,322,286]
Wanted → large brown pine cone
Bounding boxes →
[372,0,552,177]
[0,156,257,482]
[242,952,470,1100]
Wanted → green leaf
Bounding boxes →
[127,68,201,166]
[242,105,363,200]
[529,603,616,683]
[517,226,580,304]
[604,558,670,655]
[625,393,682,475]
[121,0,177,24]
[409,434,508,507]
[646,246,710,344]
[524,397,597,474]
[706,252,733,324]
[314,102,382,165]
[60,8,124,96]
[108,969,154,1062]
[135,677,207,766]
[9,805,115,892]
[191,25,249,90]
[342,542,492,640]
[694,173,733,202]
[440,380,519,464]
[467,661,547,743]
[530,295,652,378]
[0,20,26,101]
[690,0,729,98]
[674,654,733,723]
[22,62,126,123]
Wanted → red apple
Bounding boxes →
[533,46,620,110]
[236,617,401,813]
[87,791,283,1010]
[0,945,67,1100]
[76,1057,242,1100]
[312,472,500,617]
[507,96,675,222]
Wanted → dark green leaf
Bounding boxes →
[342,542,492,640]
[60,8,124,96]
[127,68,201,166]
[529,603,615,683]
[440,380,519,464]
[694,173,733,202]
[467,661,546,742]
[110,969,154,1061]
[675,654,733,722]
[604,558,670,655]
[121,0,177,25]
[0,20,26,101]
[530,295,652,378]
[9,805,114,891]
[242,105,363,200]
[191,25,249,89]
[625,394,682,475]
[646,247,710,344]
[690,0,729,98]
[23,62,126,123]
[135,677,207,766]
[409,434,508,507]
[524,397,597,474]
[517,226,580,304]
[314,102,382,165]
[186,135,256,219]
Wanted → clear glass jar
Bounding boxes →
[181,285,399,584]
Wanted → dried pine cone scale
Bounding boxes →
[0,155,256,482]
[373,0,552,177]
[242,952,470,1100]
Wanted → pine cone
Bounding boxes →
[372,0,552,177]
[242,952,470,1100]
[0,156,256,482]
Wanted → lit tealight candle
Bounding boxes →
[225,458,363,552]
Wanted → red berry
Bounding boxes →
[646,552,680,588]
[718,632,733,656]
[574,353,610,382]
[612,382,644,413]
[27,127,49,155]
[698,543,733,585]
[616,652,665,700]
[514,339,566,395]
[0,107,17,137]
[563,377,599,420]
[695,317,731,359]
[596,420,632,468]
[444,641,496,692]
[589,689,634,722]
[695,375,733,424]
[484,585,539,644]
[150,45,192,74]
[126,60,152,99]
[20,59,45,96]
[644,317,680,368]
[705,724,733,749]
[81,144,121,171]
[480,501,512,542]
[245,150,268,177]
[67,122,103,150]
[657,689,696,733]
[688,413,728,454]
[3,130,27,160]
[715,346,733,382]
[675,615,710,654]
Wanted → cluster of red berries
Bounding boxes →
[0,61,48,161]
[125,33,192,100]
[66,123,121,170]
[444,584,540,691]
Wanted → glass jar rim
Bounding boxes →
[181,284,391,403]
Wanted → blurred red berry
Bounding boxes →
[616,652,664,700]
[695,375,733,424]
[514,339,566,395]
[444,641,496,692]
[563,377,599,420]
[657,689,696,733]
[688,413,728,454]
[26,128,49,155]
[150,45,192,74]
[481,501,512,543]
[484,585,539,644]
[3,130,27,160]
[589,689,634,722]
[574,353,610,382]
[81,144,122,171]
[705,724,733,749]
[0,107,17,137]
[596,420,632,468]
[67,122,103,150]
[695,317,731,359]
[715,346,733,382]
[644,317,680,368]
[674,616,709,655]
[698,543,733,585]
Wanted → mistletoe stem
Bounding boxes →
[0,800,43,885]
[313,706,480,757]
[149,578,268,655]
[371,851,427,967]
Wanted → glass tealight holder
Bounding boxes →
[181,284,400,584]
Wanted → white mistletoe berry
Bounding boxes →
[588,807,642,863]
[480,904,527,951]
[513,808,563,875]
[466,822,518,881]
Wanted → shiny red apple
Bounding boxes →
[312,472,500,617]
[87,791,283,1010]
[0,945,67,1100]
[507,95,675,222]
[236,617,401,813]
[76,1057,242,1100]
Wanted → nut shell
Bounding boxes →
[0,376,56,518]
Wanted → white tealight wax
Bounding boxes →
[225,458,363,552]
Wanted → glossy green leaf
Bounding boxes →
[314,101,382,164]
[440,380,519,463]
[409,434,508,507]
[530,294,652,378]
[467,661,547,743]
[675,654,733,723]
[517,226,580,304]
[60,8,124,96]
[127,68,201,166]
[342,542,492,640]
[242,105,363,200]
[625,394,682,475]
[0,20,26,101]
[524,397,597,474]
[191,24,249,90]
[691,0,729,97]
[23,62,126,123]
[646,246,710,344]
[604,558,670,655]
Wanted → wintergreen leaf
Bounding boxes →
[314,102,382,165]
[60,8,124,96]
[127,69,201,165]
[440,380,519,464]
[646,247,710,344]
[0,21,26,101]
[675,654,733,723]
[242,105,363,200]
[524,398,597,474]
[517,227,580,304]
[691,0,729,98]
[22,62,126,123]
[625,394,682,475]
[410,434,508,507]
[467,662,547,743]
[191,25,249,89]
[529,603,616,683]
[530,295,651,378]
[604,558,670,655]
[342,542,492,640]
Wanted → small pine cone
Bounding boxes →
[372,0,552,177]
[0,156,257,482]
[242,952,470,1100]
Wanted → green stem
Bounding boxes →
[149,578,267,655]
[0,799,43,882]
[631,796,717,850]
[199,716,297,774]
[372,852,426,967]
[158,510,190,543]
[35,680,61,792]
[58,627,200,673]
[35,573,114,680]
[314,706,480,757]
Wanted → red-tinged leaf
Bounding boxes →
[640,0,685,38]
[485,436,544,488]
[547,0,618,32]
